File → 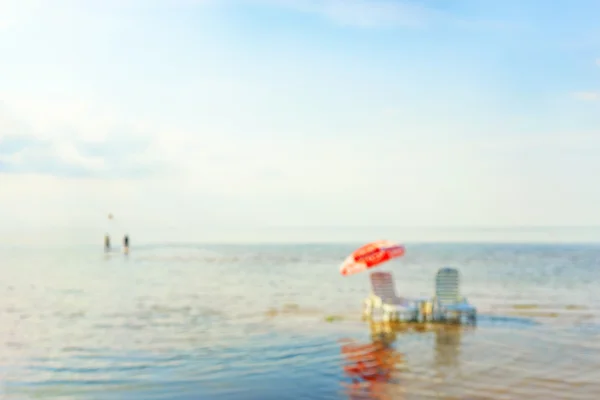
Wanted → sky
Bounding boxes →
[1,0,600,242]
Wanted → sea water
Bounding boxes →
[1,242,599,399]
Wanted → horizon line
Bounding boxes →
[3,225,600,232]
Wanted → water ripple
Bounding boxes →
[2,243,600,399]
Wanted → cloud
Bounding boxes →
[253,0,515,31]
[572,91,599,101]
[236,0,433,28]
[291,0,431,28]
[0,136,161,178]
[0,0,511,35]
[0,99,164,179]
[596,58,600,67]
[0,93,415,190]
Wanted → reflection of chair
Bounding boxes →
[368,321,398,344]
[434,326,462,367]
[363,272,419,322]
[340,336,402,400]
[432,267,476,324]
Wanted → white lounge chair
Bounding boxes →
[363,271,419,322]
[432,267,477,324]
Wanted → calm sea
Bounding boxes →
[1,242,599,399]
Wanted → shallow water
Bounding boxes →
[1,243,599,399]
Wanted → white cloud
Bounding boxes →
[3,87,600,233]
[252,0,515,31]
[0,97,161,178]
[253,0,435,28]
[310,0,429,28]
[572,91,599,101]
[52,141,106,171]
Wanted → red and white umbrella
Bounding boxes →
[340,240,405,276]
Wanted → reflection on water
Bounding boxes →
[1,243,600,399]
[353,319,600,400]
[434,325,461,368]
[339,322,469,400]
[340,332,402,399]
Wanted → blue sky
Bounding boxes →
[1,0,600,238]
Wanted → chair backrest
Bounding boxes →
[435,267,460,305]
[370,271,397,300]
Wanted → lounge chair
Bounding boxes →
[363,271,419,322]
[432,267,477,324]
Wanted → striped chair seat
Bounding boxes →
[433,267,476,323]
[363,271,419,322]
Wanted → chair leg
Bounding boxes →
[469,312,477,325]
[433,308,445,323]
[454,312,462,324]
[440,312,448,324]
[382,309,391,322]
[411,311,419,323]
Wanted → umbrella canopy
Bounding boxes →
[340,240,405,276]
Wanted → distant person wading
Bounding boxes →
[104,234,111,252]
[123,234,130,254]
